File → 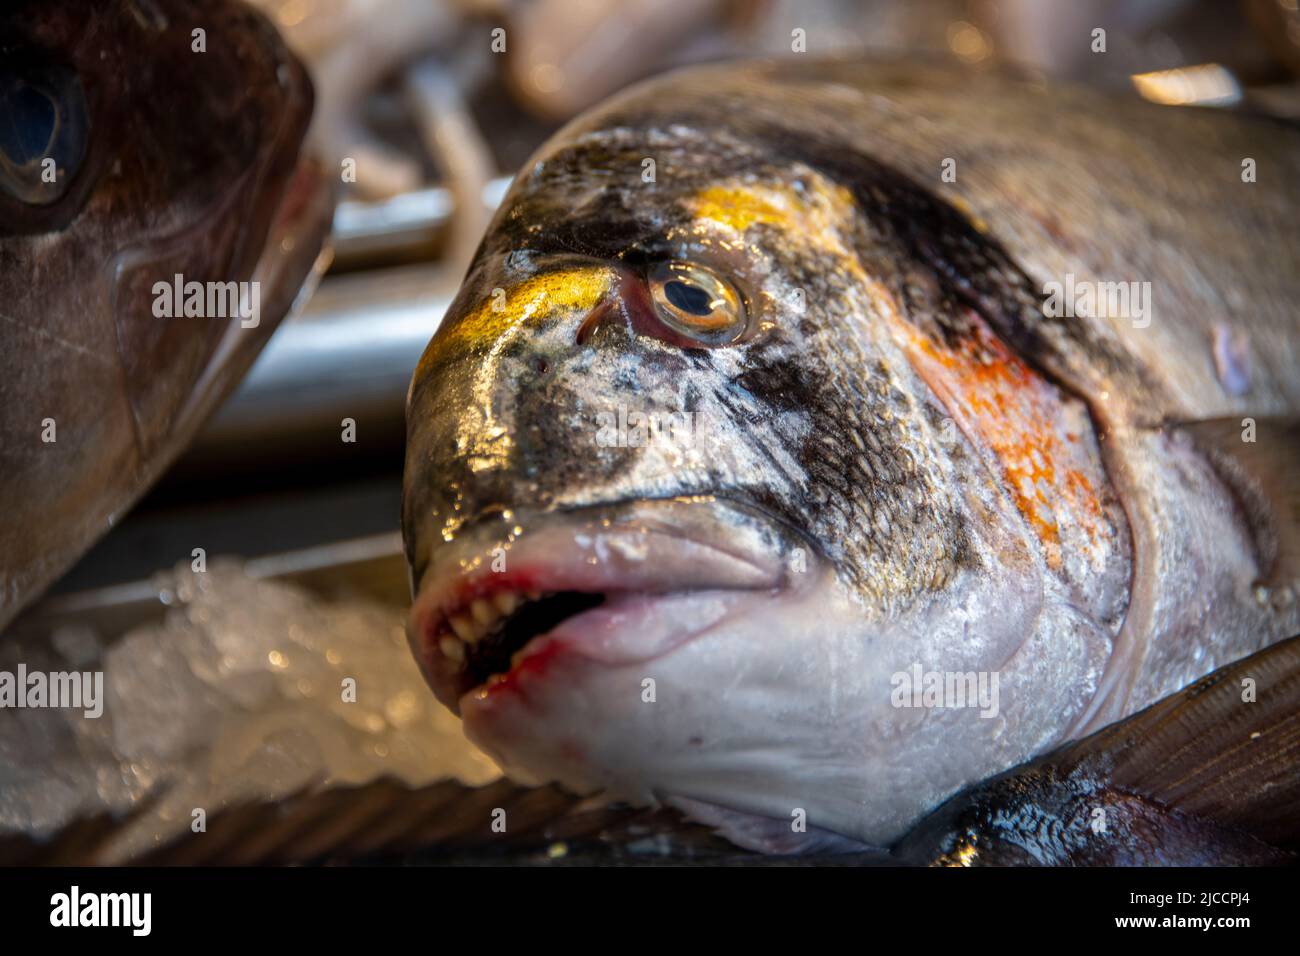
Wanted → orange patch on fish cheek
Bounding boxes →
[892,310,1106,571]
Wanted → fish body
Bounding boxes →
[402,59,1300,849]
[893,632,1300,866]
[0,0,332,628]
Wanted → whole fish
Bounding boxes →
[402,58,1300,852]
[0,0,331,629]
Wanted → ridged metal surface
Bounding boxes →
[0,779,743,866]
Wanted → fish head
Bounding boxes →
[1,0,331,450]
[404,101,1130,845]
[0,0,333,626]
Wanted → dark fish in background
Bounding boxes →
[402,58,1300,852]
[0,0,332,629]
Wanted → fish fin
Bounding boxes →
[1057,633,1300,850]
[895,636,1300,865]
[1176,416,1300,587]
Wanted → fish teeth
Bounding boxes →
[438,588,546,666]
[449,614,476,643]
[471,598,496,626]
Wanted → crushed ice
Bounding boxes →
[0,559,498,861]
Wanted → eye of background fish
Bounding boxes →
[647,261,746,346]
[0,65,89,206]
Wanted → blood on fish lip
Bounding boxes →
[472,639,568,710]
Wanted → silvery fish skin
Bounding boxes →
[0,0,332,629]
[403,59,1300,848]
[893,632,1300,866]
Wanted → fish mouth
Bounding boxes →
[408,498,802,717]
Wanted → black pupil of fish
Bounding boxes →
[0,80,57,165]
[664,279,715,317]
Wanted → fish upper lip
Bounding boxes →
[408,500,797,714]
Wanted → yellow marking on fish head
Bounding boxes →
[415,266,617,379]
[686,177,861,260]
[409,265,617,485]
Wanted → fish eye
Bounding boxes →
[647,261,747,346]
[0,64,89,206]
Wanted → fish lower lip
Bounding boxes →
[456,586,766,714]
[407,501,798,714]
[418,580,779,716]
